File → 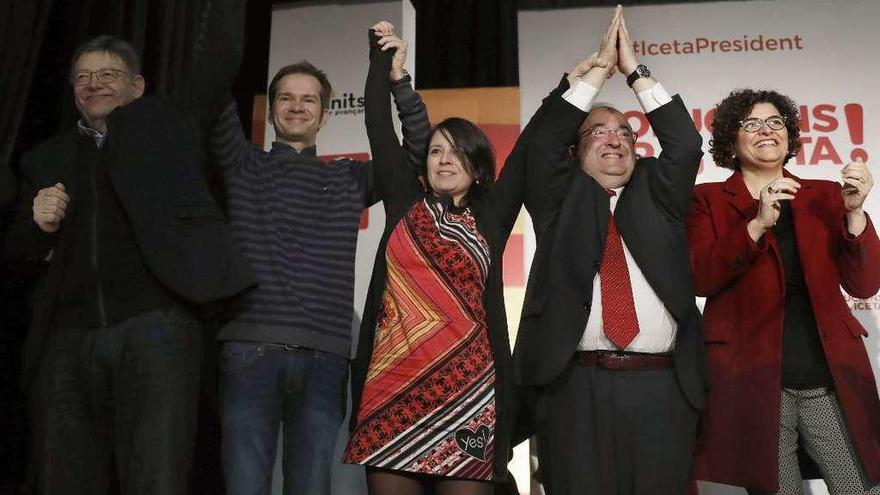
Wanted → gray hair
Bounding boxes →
[70,35,142,77]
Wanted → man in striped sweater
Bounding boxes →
[211,58,428,495]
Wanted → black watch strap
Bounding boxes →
[626,64,650,88]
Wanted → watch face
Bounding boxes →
[627,65,650,87]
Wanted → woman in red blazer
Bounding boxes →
[688,89,880,494]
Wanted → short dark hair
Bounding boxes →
[426,118,496,205]
[268,60,332,112]
[70,35,141,77]
[709,89,801,170]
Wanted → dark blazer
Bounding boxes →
[5,97,256,386]
[688,170,880,492]
[513,90,707,411]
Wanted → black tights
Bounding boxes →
[366,467,494,495]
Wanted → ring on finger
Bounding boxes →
[767,186,777,194]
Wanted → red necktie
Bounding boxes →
[600,190,640,349]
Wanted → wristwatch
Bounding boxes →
[626,64,651,88]
[392,68,411,85]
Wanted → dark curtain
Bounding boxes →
[0,2,53,491]
[0,2,52,214]
[411,0,519,89]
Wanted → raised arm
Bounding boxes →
[378,20,431,189]
[644,94,704,221]
[521,9,620,231]
[166,0,246,136]
[512,77,585,234]
[364,26,422,205]
[391,79,431,182]
[615,12,703,221]
[835,164,880,297]
[208,96,261,179]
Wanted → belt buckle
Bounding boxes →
[598,351,628,370]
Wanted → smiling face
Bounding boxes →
[269,72,329,149]
[72,51,145,132]
[576,107,637,190]
[734,102,789,172]
[426,129,475,205]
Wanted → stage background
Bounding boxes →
[519,1,880,493]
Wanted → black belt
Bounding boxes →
[575,351,674,370]
[264,342,308,351]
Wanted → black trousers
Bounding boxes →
[28,307,203,495]
[535,360,699,495]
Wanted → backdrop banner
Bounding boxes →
[519,1,879,494]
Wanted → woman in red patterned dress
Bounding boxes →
[343,22,570,495]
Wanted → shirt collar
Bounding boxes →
[609,185,625,212]
[270,141,317,157]
[77,119,106,148]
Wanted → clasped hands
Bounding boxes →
[567,5,640,90]
[372,21,408,82]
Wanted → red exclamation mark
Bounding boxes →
[844,103,868,162]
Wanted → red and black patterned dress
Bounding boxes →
[343,196,496,480]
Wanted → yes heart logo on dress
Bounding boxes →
[454,424,490,462]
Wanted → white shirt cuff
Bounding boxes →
[636,82,672,114]
[562,80,600,112]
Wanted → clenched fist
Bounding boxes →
[32,183,69,233]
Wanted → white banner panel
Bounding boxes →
[519,1,880,494]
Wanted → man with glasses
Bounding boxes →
[514,7,707,494]
[5,35,254,494]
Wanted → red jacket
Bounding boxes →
[687,170,880,492]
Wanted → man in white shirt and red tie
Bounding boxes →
[513,7,707,494]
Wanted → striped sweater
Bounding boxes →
[210,81,429,356]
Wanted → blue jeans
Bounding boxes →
[220,342,348,495]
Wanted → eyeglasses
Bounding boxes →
[581,127,636,141]
[739,115,786,133]
[70,68,130,86]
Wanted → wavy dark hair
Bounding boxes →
[425,118,496,205]
[709,89,801,170]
